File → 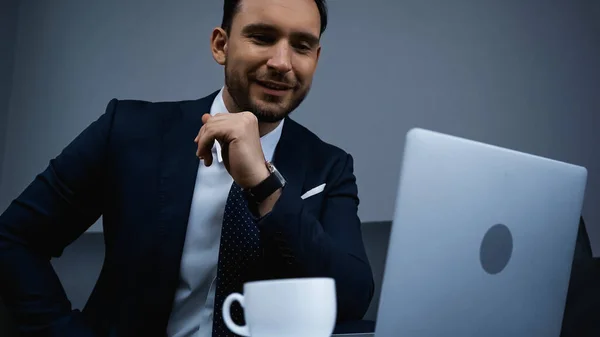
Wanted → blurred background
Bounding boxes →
[0,0,599,327]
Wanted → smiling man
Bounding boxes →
[0,0,375,336]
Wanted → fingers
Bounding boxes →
[195,113,213,143]
[196,127,214,166]
[195,113,230,166]
[195,114,215,166]
[194,112,247,167]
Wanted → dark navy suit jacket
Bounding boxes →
[0,90,375,336]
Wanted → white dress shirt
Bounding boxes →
[166,88,284,337]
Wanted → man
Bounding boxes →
[0,0,375,336]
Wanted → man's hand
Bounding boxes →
[194,112,270,189]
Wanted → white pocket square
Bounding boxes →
[301,183,326,200]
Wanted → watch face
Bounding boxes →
[272,166,286,185]
[266,162,285,185]
[246,163,286,204]
[267,162,285,186]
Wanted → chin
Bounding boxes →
[250,101,289,123]
[247,93,290,122]
[245,84,306,123]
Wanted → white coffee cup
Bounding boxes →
[222,277,337,337]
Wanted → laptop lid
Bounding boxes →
[375,128,587,337]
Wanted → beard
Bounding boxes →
[224,62,310,123]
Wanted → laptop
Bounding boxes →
[373,128,587,337]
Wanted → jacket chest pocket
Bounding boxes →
[300,183,326,216]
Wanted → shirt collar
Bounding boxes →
[209,87,284,163]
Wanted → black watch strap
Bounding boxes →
[245,162,286,204]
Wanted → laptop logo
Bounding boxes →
[480,224,513,274]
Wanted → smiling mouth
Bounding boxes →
[255,80,293,91]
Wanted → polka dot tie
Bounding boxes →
[212,182,261,337]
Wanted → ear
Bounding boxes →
[314,45,321,69]
[316,45,321,64]
[211,27,228,65]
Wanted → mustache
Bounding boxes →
[252,72,297,87]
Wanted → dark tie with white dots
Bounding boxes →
[212,182,261,337]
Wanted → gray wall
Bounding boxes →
[0,2,599,240]
[0,1,19,333]
[0,0,19,186]
[1,0,599,243]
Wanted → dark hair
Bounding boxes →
[221,0,328,36]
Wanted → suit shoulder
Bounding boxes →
[106,98,191,116]
[289,118,351,160]
[98,98,199,144]
[105,90,219,120]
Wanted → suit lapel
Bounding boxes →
[150,90,219,316]
[272,118,309,197]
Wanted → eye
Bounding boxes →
[293,43,312,53]
[250,34,276,45]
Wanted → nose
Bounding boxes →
[266,41,292,74]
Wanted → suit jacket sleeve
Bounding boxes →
[0,99,118,337]
[560,217,600,337]
[257,153,375,321]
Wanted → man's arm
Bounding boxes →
[257,153,375,321]
[0,99,117,337]
[193,113,374,320]
[560,217,600,337]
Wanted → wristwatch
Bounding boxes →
[244,161,286,204]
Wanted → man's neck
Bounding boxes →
[222,87,281,137]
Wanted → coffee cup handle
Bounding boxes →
[222,293,250,337]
